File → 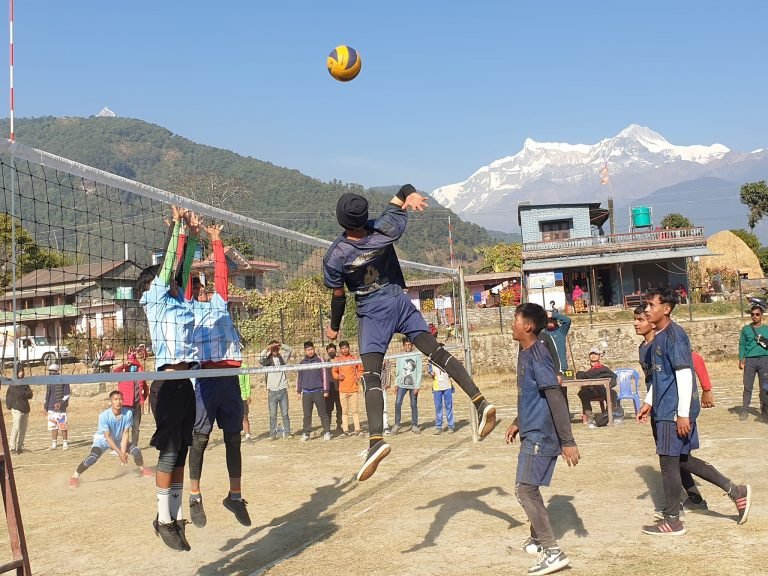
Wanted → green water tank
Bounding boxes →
[631,206,652,228]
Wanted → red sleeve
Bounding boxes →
[213,239,228,301]
[692,352,712,391]
[176,232,195,301]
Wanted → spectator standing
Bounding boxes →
[324,343,343,433]
[738,304,768,421]
[114,358,146,446]
[44,363,70,451]
[332,341,363,435]
[259,340,294,439]
[297,341,331,441]
[429,346,454,434]
[6,366,32,454]
[543,310,572,372]
[393,337,423,434]
[381,359,392,435]
[240,363,253,443]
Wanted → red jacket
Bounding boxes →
[114,360,147,407]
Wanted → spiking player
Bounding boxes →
[323,185,497,481]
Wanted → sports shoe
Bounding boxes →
[433,427,442,435]
[323,432,332,441]
[140,467,154,478]
[175,519,192,551]
[153,515,186,551]
[528,547,570,575]
[477,400,497,438]
[383,427,391,436]
[730,484,751,525]
[682,496,708,512]
[49,443,57,451]
[521,536,543,555]
[654,502,685,520]
[642,517,687,536]
[189,498,207,528]
[68,476,79,488]
[391,425,401,435]
[356,439,391,482]
[223,496,252,526]
[62,442,68,451]
[448,428,455,434]
[282,431,291,439]
[411,425,421,434]
[300,433,310,442]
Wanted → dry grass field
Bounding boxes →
[0,360,764,576]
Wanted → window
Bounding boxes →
[244,275,259,290]
[540,220,572,242]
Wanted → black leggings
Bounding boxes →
[76,443,143,475]
[660,453,733,517]
[188,430,242,481]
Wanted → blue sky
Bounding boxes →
[4,1,768,193]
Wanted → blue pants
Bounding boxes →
[357,291,429,355]
[395,387,418,427]
[433,389,454,429]
[268,388,291,437]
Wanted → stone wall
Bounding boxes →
[466,316,743,376]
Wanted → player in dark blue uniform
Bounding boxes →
[506,303,578,576]
[637,288,751,536]
[323,185,496,481]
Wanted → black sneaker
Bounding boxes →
[356,440,391,482]
[477,400,497,438]
[175,520,192,551]
[642,517,687,536]
[682,496,708,512]
[189,498,207,528]
[730,484,751,525]
[153,515,186,551]
[223,496,252,526]
[528,547,570,575]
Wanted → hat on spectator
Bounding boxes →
[588,347,601,356]
[48,363,60,372]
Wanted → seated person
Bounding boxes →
[575,347,617,424]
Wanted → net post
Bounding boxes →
[458,266,478,442]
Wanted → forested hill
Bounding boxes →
[1,116,493,267]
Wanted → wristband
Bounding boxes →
[395,184,416,202]
[330,294,346,331]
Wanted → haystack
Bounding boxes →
[700,230,763,278]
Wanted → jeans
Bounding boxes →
[268,388,290,437]
[742,357,768,412]
[395,387,418,427]
[10,409,29,451]
[128,406,142,446]
[433,389,454,429]
[302,390,330,435]
[325,388,343,428]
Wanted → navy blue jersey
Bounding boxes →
[638,340,653,391]
[323,205,407,300]
[651,322,700,422]
[516,340,562,457]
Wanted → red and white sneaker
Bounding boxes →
[731,484,752,525]
[642,517,686,536]
[140,467,154,478]
[68,477,79,488]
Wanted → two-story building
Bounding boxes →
[518,202,713,311]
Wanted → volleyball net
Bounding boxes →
[0,138,465,387]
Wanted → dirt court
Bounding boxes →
[0,362,764,576]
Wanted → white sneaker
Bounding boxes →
[49,444,57,451]
[300,433,309,442]
[528,548,570,575]
[383,428,391,436]
[323,432,331,441]
[62,443,69,451]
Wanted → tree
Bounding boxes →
[730,228,761,255]
[740,180,768,229]
[476,242,522,273]
[660,213,693,228]
[168,171,253,211]
[0,214,71,288]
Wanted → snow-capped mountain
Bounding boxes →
[431,125,765,232]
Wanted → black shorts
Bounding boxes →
[193,375,243,436]
[149,378,195,453]
[242,398,250,417]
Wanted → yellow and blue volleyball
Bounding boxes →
[327,45,362,82]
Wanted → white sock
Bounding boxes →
[51,440,57,448]
[169,482,184,521]
[156,487,172,524]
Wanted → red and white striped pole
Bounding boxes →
[9,0,14,140]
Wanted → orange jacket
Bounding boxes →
[332,354,363,394]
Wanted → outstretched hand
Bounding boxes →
[326,326,338,341]
[402,193,428,212]
[186,211,203,235]
[204,222,223,241]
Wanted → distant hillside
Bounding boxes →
[0,116,494,268]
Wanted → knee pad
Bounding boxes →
[157,449,178,473]
[427,345,452,372]
[223,430,241,448]
[361,371,382,393]
[192,431,210,453]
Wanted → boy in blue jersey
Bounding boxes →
[323,185,496,482]
[68,390,153,487]
[637,288,751,536]
[138,206,199,551]
[185,223,250,529]
[506,303,578,576]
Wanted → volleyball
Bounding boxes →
[327,45,362,82]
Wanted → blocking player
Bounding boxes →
[323,185,496,482]
[138,206,199,551]
[186,223,250,528]
[68,390,153,487]
[636,289,751,536]
[506,303,579,576]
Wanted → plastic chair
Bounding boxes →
[615,368,641,414]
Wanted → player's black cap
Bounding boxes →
[336,193,369,230]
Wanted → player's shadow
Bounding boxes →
[547,494,588,539]
[635,464,665,510]
[403,486,522,553]
[196,476,354,576]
